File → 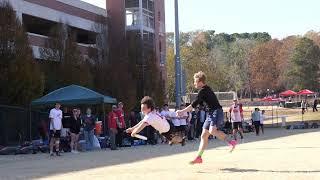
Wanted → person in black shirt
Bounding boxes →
[62,107,72,135]
[189,107,200,140]
[177,71,237,165]
[313,99,318,112]
[69,109,82,153]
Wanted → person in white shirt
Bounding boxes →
[229,99,244,140]
[177,104,189,137]
[171,108,181,129]
[260,110,265,134]
[126,96,185,146]
[160,104,172,122]
[49,103,63,156]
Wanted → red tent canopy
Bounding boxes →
[279,90,297,97]
[297,89,315,95]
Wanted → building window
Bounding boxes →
[159,41,162,52]
[126,9,139,26]
[126,0,154,29]
[142,0,154,11]
[125,0,139,8]
[142,9,154,29]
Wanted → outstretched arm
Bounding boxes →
[126,120,147,133]
[131,122,148,137]
[130,120,144,130]
[176,104,193,116]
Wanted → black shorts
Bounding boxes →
[232,122,242,129]
[50,130,61,138]
[70,128,80,134]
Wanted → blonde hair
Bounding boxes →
[193,71,206,83]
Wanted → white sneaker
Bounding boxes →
[71,150,75,153]
[74,150,79,154]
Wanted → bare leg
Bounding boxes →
[194,129,210,154]
[209,126,237,152]
[232,128,237,140]
[75,134,79,151]
[55,138,60,155]
[238,128,244,139]
[190,129,210,164]
[209,126,227,141]
[49,137,55,155]
[70,134,74,151]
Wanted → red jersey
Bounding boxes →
[115,109,126,128]
[108,111,118,129]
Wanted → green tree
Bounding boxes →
[0,1,44,106]
[226,39,257,98]
[288,37,320,90]
[274,36,299,90]
[249,40,282,93]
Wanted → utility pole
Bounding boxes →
[174,0,181,107]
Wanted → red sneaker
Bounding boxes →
[228,140,237,152]
[189,156,202,165]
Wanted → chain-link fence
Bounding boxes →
[0,105,48,146]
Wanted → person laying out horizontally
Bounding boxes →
[126,96,185,146]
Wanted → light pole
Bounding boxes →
[174,0,181,107]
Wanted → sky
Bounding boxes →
[81,0,320,39]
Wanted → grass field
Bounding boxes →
[0,128,319,180]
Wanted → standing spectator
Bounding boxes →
[128,110,138,145]
[62,107,71,137]
[313,99,318,112]
[171,107,181,131]
[160,104,171,120]
[251,108,261,136]
[189,107,200,140]
[129,110,138,128]
[178,104,188,138]
[49,102,63,156]
[83,108,96,151]
[260,110,265,134]
[115,102,126,147]
[70,109,82,153]
[108,105,119,150]
[229,99,244,140]
[301,100,307,114]
[196,106,206,138]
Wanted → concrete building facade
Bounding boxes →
[107,0,167,98]
[3,0,107,59]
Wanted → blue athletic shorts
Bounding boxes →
[203,108,224,130]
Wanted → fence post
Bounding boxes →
[29,105,32,141]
